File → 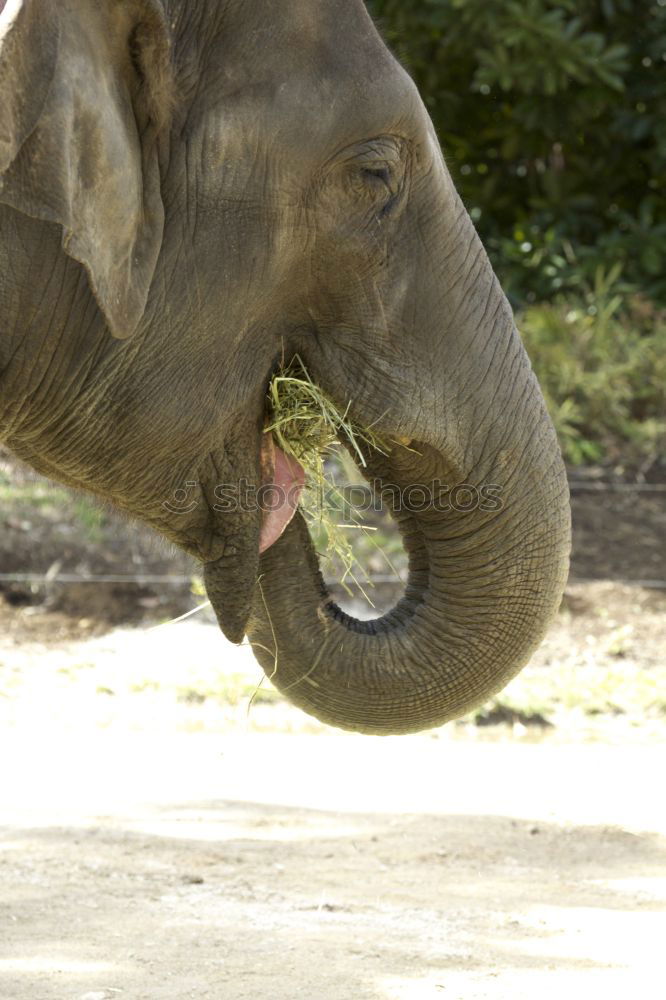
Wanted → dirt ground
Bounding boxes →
[0,593,665,1000]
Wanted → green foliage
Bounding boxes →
[369,0,666,304]
[519,267,666,464]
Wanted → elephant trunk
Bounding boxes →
[207,184,570,735]
[243,372,570,734]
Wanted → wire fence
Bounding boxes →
[0,479,663,588]
[0,572,664,589]
[0,573,195,585]
[568,482,666,492]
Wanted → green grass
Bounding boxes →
[0,482,106,543]
[469,661,666,727]
[520,268,666,467]
[0,483,71,508]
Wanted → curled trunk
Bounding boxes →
[245,412,570,735]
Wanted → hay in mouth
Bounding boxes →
[265,356,390,599]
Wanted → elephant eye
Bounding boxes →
[361,165,392,187]
[355,160,403,214]
[328,136,407,217]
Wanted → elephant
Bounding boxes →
[0,0,570,734]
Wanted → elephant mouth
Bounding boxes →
[202,429,305,645]
[258,431,305,553]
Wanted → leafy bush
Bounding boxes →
[519,267,666,465]
[370,0,666,305]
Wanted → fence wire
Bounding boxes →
[1,479,663,588]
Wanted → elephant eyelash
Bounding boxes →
[361,165,392,186]
[358,163,403,209]
[359,163,405,217]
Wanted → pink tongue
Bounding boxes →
[259,433,305,553]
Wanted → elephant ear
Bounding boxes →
[0,0,174,339]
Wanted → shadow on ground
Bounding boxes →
[1,800,664,1000]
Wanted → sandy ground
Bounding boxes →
[0,604,665,1000]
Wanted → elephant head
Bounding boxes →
[0,0,570,734]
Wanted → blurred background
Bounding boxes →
[1,4,664,997]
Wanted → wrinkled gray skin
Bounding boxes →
[0,0,570,734]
